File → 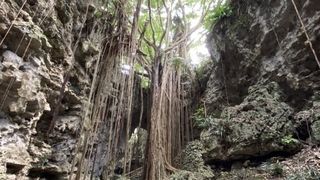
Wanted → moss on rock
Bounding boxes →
[200,82,301,161]
[170,141,214,180]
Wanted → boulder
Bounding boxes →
[200,82,301,161]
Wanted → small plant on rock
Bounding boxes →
[204,3,233,29]
[281,135,299,145]
[192,107,213,128]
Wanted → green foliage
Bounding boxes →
[204,3,233,29]
[281,135,299,145]
[192,107,213,128]
[138,5,166,50]
[134,63,144,73]
[141,76,150,89]
[170,57,190,71]
[94,10,103,18]
[171,57,184,68]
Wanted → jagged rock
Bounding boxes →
[205,0,320,114]
[170,140,214,180]
[200,82,301,161]
[0,0,101,178]
[2,50,23,66]
[0,50,50,118]
[293,97,320,144]
[180,141,206,171]
[199,0,320,177]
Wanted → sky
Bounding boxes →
[189,28,210,66]
[185,3,211,66]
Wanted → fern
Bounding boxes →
[204,3,233,29]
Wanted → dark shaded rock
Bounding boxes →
[205,0,320,114]
[199,0,320,173]
[293,96,320,144]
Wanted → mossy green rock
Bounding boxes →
[170,141,214,180]
[201,82,301,161]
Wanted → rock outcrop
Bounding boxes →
[186,0,320,178]
[170,141,214,180]
[205,0,320,114]
[0,0,103,179]
[202,0,320,155]
[201,82,301,162]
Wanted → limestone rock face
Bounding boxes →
[180,141,206,172]
[199,0,320,171]
[170,141,214,180]
[205,0,320,114]
[201,83,301,162]
[0,0,103,179]
[294,98,320,144]
[204,0,320,144]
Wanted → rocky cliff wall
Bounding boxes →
[204,0,320,163]
[0,0,105,179]
[205,0,320,114]
[175,0,320,179]
[1,0,320,179]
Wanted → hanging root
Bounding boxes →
[165,159,178,173]
[291,0,320,69]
